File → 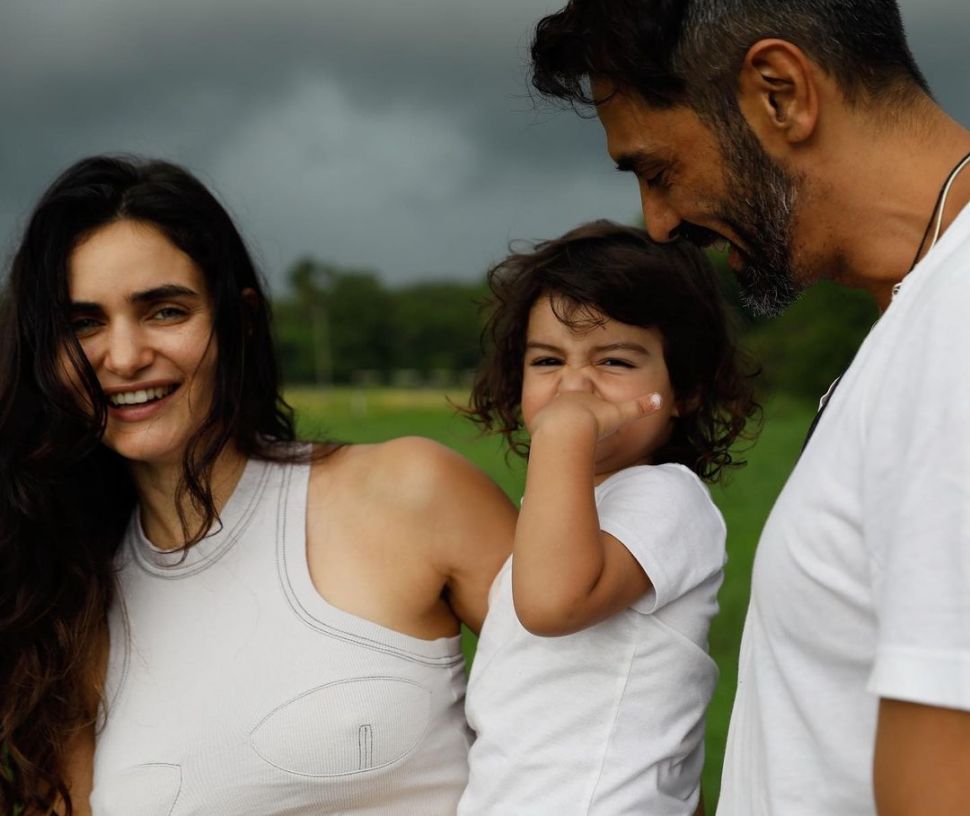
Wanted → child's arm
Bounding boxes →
[512,390,662,636]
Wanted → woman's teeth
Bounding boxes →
[108,385,177,407]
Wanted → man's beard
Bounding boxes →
[699,111,803,318]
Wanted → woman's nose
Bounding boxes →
[103,323,153,378]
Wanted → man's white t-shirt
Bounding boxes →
[718,203,970,815]
[460,464,725,815]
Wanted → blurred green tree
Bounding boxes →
[274,260,487,385]
[389,282,489,375]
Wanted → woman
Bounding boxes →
[0,156,515,815]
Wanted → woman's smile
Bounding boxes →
[104,382,181,420]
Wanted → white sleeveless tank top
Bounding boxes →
[91,450,471,815]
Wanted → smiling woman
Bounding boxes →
[0,156,514,815]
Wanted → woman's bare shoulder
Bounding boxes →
[310,436,495,509]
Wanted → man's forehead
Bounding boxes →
[593,81,707,161]
[594,88,664,160]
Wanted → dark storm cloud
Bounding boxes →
[0,0,617,285]
[1,0,967,288]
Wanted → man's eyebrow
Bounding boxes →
[613,150,663,174]
[69,284,201,311]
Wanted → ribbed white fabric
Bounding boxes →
[92,450,471,815]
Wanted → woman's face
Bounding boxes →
[65,219,217,467]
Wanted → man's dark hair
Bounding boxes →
[466,220,761,483]
[531,0,930,121]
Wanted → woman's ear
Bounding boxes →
[737,38,820,149]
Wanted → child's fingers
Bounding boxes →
[620,392,663,422]
[601,392,663,435]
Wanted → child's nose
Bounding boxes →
[557,364,595,394]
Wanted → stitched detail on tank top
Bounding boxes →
[276,461,464,668]
[100,763,182,816]
[131,458,272,579]
[358,724,374,770]
[154,763,183,816]
[249,676,433,778]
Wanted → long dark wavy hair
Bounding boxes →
[0,155,300,814]
[466,220,760,482]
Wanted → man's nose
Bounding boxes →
[640,187,681,243]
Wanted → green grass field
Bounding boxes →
[288,386,814,808]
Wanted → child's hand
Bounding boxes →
[527,390,664,441]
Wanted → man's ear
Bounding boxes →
[736,38,820,149]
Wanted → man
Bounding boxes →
[529,2,970,814]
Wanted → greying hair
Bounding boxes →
[531,0,930,121]
[677,0,930,126]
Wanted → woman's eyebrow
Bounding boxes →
[129,284,200,304]
[69,284,200,311]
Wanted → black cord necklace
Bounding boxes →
[905,149,970,275]
[802,147,970,452]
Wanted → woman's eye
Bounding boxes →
[151,306,188,321]
[529,357,561,367]
[70,318,100,336]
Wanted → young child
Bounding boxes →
[459,221,759,815]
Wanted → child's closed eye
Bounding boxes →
[599,358,635,368]
[528,356,563,367]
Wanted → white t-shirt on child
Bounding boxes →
[459,463,726,815]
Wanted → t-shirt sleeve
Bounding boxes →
[864,255,970,711]
[595,465,726,614]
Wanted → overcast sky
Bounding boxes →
[2,1,967,292]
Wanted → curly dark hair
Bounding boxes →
[530,0,929,123]
[466,220,760,482]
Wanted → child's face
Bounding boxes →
[520,295,679,480]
